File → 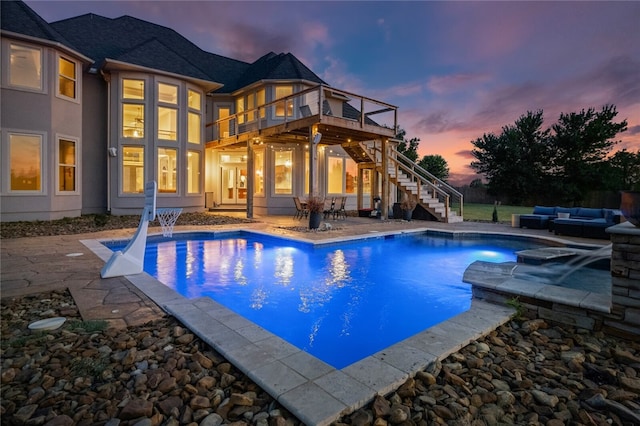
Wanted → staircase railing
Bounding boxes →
[368,143,462,220]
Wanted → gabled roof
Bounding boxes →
[49,14,243,89]
[3,1,327,94]
[0,0,89,61]
[1,0,71,45]
[225,52,326,93]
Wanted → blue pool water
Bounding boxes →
[107,232,545,368]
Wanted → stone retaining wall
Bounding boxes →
[608,222,640,338]
[471,222,639,340]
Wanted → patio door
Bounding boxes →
[220,164,247,205]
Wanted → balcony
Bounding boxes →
[205,84,398,149]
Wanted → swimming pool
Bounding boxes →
[106,231,546,368]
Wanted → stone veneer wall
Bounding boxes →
[607,222,640,338]
[471,222,639,340]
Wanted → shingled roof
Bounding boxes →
[0,0,86,60]
[225,52,326,93]
[3,1,327,94]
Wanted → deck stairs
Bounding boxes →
[346,140,463,223]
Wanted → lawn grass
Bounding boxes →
[461,203,533,223]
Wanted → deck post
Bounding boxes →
[381,138,388,220]
[246,139,254,219]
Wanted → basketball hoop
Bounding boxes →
[155,208,182,237]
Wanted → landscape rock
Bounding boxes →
[1,290,638,426]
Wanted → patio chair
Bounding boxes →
[335,196,347,220]
[323,197,336,219]
[293,197,308,220]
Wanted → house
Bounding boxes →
[1,0,462,223]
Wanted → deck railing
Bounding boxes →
[207,84,397,142]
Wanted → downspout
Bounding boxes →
[102,70,112,213]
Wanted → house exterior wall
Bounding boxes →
[81,72,109,215]
[107,71,206,216]
[1,37,83,221]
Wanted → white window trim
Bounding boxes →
[4,41,45,94]
[120,76,148,141]
[55,53,79,103]
[157,146,180,196]
[326,153,347,195]
[271,146,294,196]
[186,149,202,195]
[55,134,80,195]
[120,145,146,196]
[3,129,47,195]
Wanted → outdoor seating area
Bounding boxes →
[519,205,623,239]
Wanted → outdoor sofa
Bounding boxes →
[519,206,623,239]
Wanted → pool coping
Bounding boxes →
[80,227,603,425]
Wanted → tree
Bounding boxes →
[470,110,551,204]
[549,104,627,203]
[606,149,640,190]
[395,127,420,163]
[417,154,449,182]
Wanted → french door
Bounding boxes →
[220,164,247,204]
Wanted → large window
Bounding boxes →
[158,107,177,140]
[254,150,264,195]
[122,146,144,193]
[122,79,145,138]
[257,89,266,119]
[327,155,343,194]
[157,83,178,140]
[58,56,76,99]
[9,133,42,192]
[236,97,245,124]
[188,90,201,110]
[188,112,200,144]
[123,104,145,138]
[275,86,293,117]
[58,138,76,192]
[274,150,293,194]
[158,83,178,104]
[187,88,202,144]
[9,43,42,90]
[187,151,200,194]
[327,155,357,194]
[158,148,177,193]
[345,158,357,194]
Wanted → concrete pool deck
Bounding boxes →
[0,214,610,425]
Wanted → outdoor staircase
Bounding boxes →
[345,140,463,223]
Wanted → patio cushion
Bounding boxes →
[532,206,555,215]
[575,208,603,219]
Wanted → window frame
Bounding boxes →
[272,148,294,196]
[326,153,357,195]
[274,85,294,119]
[7,42,44,92]
[56,54,78,102]
[187,87,203,144]
[157,147,178,194]
[121,77,146,140]
[186,150,201,194]
[253,149,265,196]
[121,145,145,195]
[56,135,79,195]
[6,131,46,195]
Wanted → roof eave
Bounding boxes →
[229,79,323,96]
[1,30,93,64]
[102,59,224,93]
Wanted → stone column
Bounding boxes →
[607,222,640,338]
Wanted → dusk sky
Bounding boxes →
[27,1,640,185]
